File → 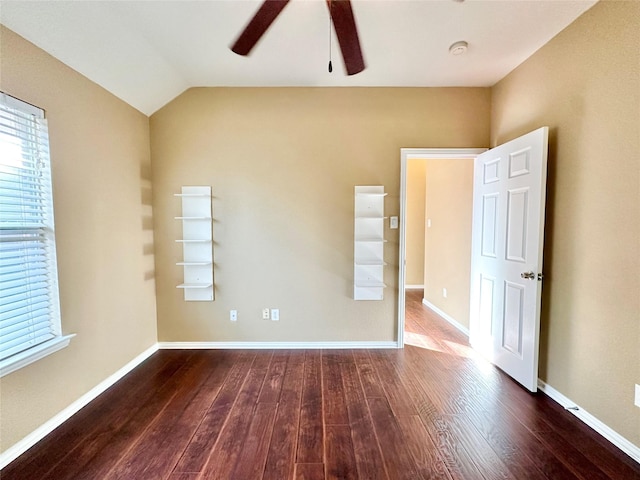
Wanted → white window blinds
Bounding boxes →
[0,94,63,365]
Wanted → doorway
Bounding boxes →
[397,149,485,347]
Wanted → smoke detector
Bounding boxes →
[449,41,469,56]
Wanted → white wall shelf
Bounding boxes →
[175,186,213,301]
[354,237,388,242]
[177,283,213,289]
[354,186,387,300]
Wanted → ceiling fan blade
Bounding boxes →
[231,0,291,56]
[326,0,365,75]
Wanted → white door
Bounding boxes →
[469,127,548,392]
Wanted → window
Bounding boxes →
[0,93,72,377]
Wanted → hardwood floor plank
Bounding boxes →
[352,349,385,398]
[400,346,470,416]
[465,391,581,480]
[446,413,516,480]
[107,351,236,479]
[258,350,289,404]
[461,406,549,480]
[377,347,444,421]
[325,425,358,480]
[534,429,613,480]
[395,415,452,480]
[46,352,205,480]
[367,396,419,480]
[321,351,349,425]
[172,351,255,473]
[340,355,388,480]
[230,401,278,479]
[168,473,200,480]
[406,338,546,479]
[368,350,419,416]
[294,463,325,480]
[263,351,305,480]
[521,394,640,478]
[296,350,324,464]
[198,351,273,479]
[418,409,486,480]
[460,363,556,435]
[510,426,582,480]
[1,351,183,480]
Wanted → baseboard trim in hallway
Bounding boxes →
[421,298,470,336]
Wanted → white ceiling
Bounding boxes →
[0,0,597,115]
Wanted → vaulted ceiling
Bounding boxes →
[0,0,597,115]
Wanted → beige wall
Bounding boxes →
[405,159,426,286]
[423,159,474,329]
[0,27,158,452]
[150,88,490,343]
[491,1,640,445]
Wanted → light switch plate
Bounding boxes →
[635,384,640,408]
[390,216,399,229]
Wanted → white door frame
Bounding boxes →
[397,148,487,347]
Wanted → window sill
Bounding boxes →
[0,334,76,378]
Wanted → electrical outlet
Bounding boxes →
[262,308,270,320]
[230,310,237,322]
[271,308,279,321]
[442,288,447,298]
[635,384,640,408]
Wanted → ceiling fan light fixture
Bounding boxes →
[449,41,468,56]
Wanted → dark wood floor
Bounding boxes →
[3,290,639,479]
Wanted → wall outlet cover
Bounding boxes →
[230,310,237,322]
[262,308,270,320]
[635,384,640,408]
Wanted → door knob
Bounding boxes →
[521,271,535,280]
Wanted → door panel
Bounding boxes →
[505,187,529,262]
[481,193,498,258]
[469,127,548,392]
[483,158,501,184]
[508,148,531,178]
[479,275,495,335]
[502,281,524,356]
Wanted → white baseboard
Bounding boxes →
[0,343,159,470]
[538,379,640,463]
[422,299,470,337]
[158,341,398,350]
[405,284,424,290]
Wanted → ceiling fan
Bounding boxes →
[230,0,366,75]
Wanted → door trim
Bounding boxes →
[397,148,486,347]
